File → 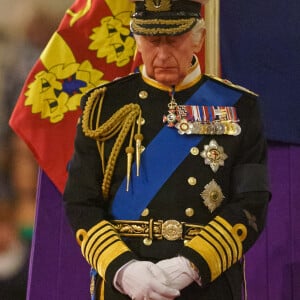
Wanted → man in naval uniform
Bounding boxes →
[63,0,270,299]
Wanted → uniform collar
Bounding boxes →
[140,55,202,92]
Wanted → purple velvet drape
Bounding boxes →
[27,142,300,300]
[27,170,89,299]
[246,143,300,299]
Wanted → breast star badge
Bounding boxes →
[201,179,225,213]
[200,139,228,172]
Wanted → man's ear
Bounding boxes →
[193,28,206,54]
[134,34,142,52]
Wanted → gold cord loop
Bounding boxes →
[82,87,142,199]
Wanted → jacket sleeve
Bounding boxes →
[179,95,271,286]
[63,90,137,284]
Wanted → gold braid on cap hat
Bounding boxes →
[82,87,143,199]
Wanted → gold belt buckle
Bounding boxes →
[161,220,183,241]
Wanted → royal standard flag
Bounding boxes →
[9,0,136,193]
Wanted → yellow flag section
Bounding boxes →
[25,33,105,123]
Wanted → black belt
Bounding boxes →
[111,219,204,241]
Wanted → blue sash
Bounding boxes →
[111,78,242,220]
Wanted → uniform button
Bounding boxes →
[141,208,149,217]
[139,90,148,99]
[185,208,195,217]
[187,177,197,186]
[143,238,152,246]
[190,147,199,156]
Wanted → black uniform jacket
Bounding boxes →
[63,71,270,300]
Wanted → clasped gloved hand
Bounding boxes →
[114,260,180,300]
[156,256,201,291]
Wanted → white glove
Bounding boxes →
[114,260,180,300]
[156,256,201,291]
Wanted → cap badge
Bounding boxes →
[200,139,228,172]
[201,179,225,213]
[145,0,171,11]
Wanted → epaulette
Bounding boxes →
[204,74,258,97]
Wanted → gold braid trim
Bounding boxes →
[82,87,142,199]
[131,18,197,36]
[185,216,247,281]
[76,221,131,279]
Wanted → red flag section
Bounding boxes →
[9,0,205,193]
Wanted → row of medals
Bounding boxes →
[175,118,241,136]
[163,107,241,136]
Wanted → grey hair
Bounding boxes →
[191,18,206,45]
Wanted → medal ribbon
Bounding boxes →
[167,105,239,124]
[111,78,242,220]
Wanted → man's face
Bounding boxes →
[136,31,202,86]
